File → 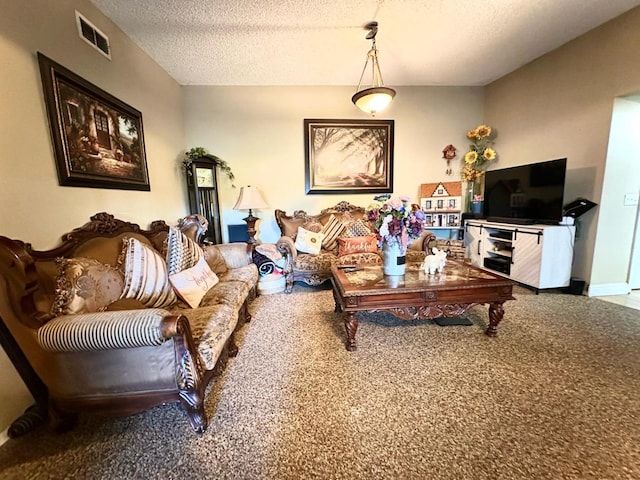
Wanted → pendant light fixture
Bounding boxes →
[352,21,396,116]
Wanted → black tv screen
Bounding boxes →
[483,158,567,225]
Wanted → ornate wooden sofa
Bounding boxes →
[275,201,436,292]
[0,213,258,435]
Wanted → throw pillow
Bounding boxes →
[169,256,219,308]
[338,235,379,256]
[342,219,373,237]
[321,214,346,252]
[119,237,176,308]
[51,257,125,316]
[294,226,325,255]
[165,226,202,276]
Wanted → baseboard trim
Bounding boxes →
[587,282,631,297]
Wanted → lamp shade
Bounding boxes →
[233,185,268,211]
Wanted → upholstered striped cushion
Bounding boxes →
[321,214,345,251]
[120,238,176,308]
[38,309,168,352]
[165,226,203,276]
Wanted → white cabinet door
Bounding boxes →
[465,224,484,267]
[510,230,543,287]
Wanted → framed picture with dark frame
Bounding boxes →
[304,119,394,194]
[37,52,150,190]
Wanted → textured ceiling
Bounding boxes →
[89,0,640,86]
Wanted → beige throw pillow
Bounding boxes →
[51,257,124,316]
[294,226,325,255]
[169,256,219,308]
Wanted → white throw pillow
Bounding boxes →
[169,256,219,308]
[294,226,325,255]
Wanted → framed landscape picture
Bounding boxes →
[37,52,150,190]
[304,119,394,194]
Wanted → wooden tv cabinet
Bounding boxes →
[464,220,576,291]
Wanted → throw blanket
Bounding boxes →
[255,244,282,262]
[252,250,275,276]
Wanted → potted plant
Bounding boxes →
[183,147,235,187]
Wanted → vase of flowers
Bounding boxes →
[365,195,426,276]
[462,124,497,212]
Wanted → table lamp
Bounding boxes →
[233,185,268,247]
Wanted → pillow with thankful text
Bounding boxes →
[337,235,379,256]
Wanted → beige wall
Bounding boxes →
[0,0,187,437]
[0,0,188,250]
[183,85,484,244]
[484,7,640,292]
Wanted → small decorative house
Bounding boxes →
[419,181,462,227]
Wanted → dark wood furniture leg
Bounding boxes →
[486,302,505,337]
[0,317,48,438]
[344,312,358,351]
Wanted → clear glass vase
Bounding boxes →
[465,175,485,213]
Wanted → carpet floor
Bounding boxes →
[1,285,639,479]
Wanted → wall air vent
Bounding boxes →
[75,11,111,59]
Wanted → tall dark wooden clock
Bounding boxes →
[185,157,222,244]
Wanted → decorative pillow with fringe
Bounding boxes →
[51,257,124,316]
[119,237,176,308]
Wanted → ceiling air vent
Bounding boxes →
[75,11,111,59]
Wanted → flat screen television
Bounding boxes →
[483,158,567,225]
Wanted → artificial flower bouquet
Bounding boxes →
[365,194,426,254]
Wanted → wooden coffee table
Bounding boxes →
[331,260,515,351]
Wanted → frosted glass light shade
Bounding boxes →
[352,87,396,116]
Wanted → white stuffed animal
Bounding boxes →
[421,247,447,275]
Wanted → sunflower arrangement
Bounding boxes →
[461,124,497,181]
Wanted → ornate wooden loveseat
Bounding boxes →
[275,201,436,292]
[0,213,258,435]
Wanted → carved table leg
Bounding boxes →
[332,288,342,313]
[486,302,505,337]
[344,312,358,351]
